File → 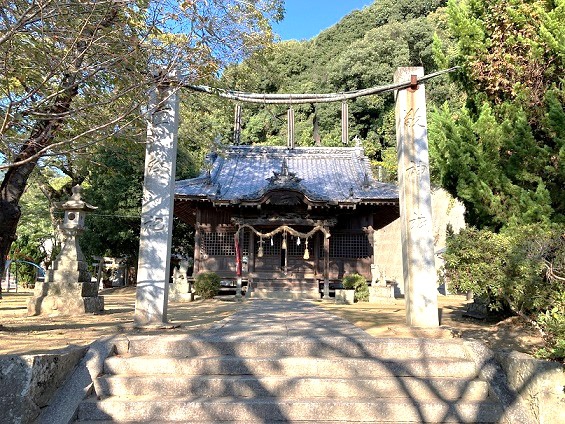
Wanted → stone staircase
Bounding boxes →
[247,279,321,300]
[76,334,505,423]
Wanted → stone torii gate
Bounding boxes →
[134,66,453,326]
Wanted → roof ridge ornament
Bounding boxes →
[267,157,302,186]
[362,172,371,189]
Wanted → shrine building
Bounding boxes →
[174,144,400,298]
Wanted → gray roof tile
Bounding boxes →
[175,146,398,205]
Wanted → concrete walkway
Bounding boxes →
[201,299,375,339]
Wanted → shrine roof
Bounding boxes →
[175,145,398,207]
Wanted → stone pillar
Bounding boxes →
[134,74,180,325]
[233,103,242,145]
[287,107,295,149]
[394,67,439,327]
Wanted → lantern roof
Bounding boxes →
[57,185,97,212]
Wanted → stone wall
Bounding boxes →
[495,350,565,424]
[0,347,87,424]
[373,188,465,294]
[373,218,403,289]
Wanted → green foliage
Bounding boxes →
[80,142,144,264]
[9,234,44,286]
[441,224,565,360]
[432,2,565,359]
[194,272,221,299]
[207,0,449,173]
[0,0,284,280]
[342,273,369,302]
[430,0,565,228]
[429,100,558,228]
[440,227,509,305]
[10,179,57,283]
[445,0,564,113]
[536,301,565,361]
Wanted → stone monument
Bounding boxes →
[369,266,395,302]
[169,259,193,302]
[134,73,180,325]
[28,185,103,315]
[394,67,439,327]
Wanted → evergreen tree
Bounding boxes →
[430,0,565,228]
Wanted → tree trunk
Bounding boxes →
[0,89,77,292]
[0,6,120,296]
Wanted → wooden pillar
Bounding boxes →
[287,107,295,149]
[193,210,202,276]
[341,101,349,145]
[248,229,255,273]
[394,67,439,327]
[323,228,330,297]
[236,229,243,300]
[314,232,320,277]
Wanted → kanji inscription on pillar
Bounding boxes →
[134,77,180,325]
[394,67,439,328]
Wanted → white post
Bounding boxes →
[394,67,439,327]
[134,75,180,325]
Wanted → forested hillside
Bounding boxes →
[178,0,452,179]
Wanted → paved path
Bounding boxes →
[201,299,375,340]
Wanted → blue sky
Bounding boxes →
[273,0,374,41]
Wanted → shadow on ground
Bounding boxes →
[0,287,544,356]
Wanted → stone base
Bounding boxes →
[335,289,355,304]
[463,296,489,319]
[34,281,99,297]
[27,281,104,316]
[369,284,396,303]
[27,295,104,316]
[169,281,194,302]
[495,349,565,424]
[0,347,88,424]
[169,291,194,302]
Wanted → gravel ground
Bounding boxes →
[0,287,544,356]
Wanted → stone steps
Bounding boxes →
[76,303,506,423]
[120,335,470,359]
[250,288,321,300]
[78,397,503,423]
[251,280,317,289]
[95,375,490,401]
[102,355,478,379]
[77,422,493,424]
[248,279,321,300]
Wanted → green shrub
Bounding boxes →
[194,272,221,299]
[536,304,565,361]
[342,273,369,302]
[441,223,565,361]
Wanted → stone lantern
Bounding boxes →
[28,185,104,315]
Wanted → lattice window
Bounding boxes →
[322,233,372,259]
[257,233,282,256]
[287,235,306,257]
[201,232,250,256]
